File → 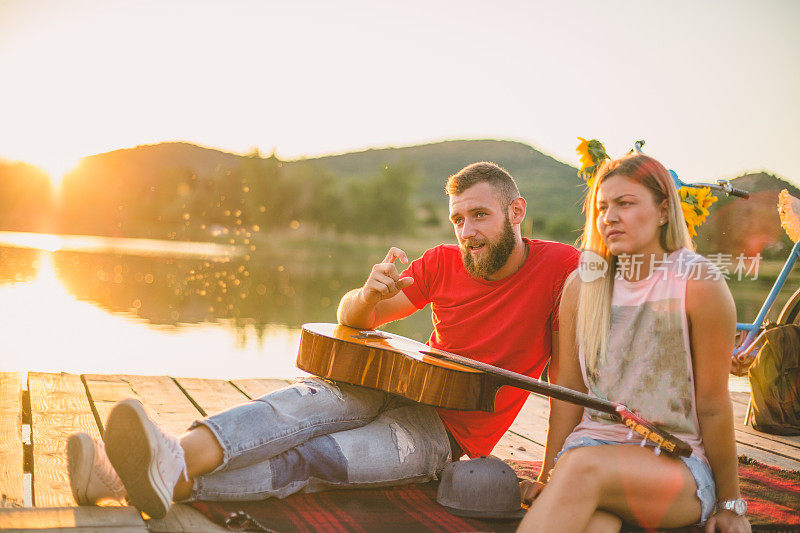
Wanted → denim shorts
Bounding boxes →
[556,436,716,523]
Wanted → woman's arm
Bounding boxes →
[524,273,586,501]
[686,266,750,532]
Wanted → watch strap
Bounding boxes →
[717,498,747,516]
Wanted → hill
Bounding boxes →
[34,140,800,254]
[59,142,244,237]
[309,139,585,239]
[57,140,586,240]
[697,172,800,257]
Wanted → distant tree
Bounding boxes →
[418,200,442,227]
[543,215,581,244]
[238,151,291,230]
[0,161,55,232]
[345,163,418,236]
[286,161,345,231]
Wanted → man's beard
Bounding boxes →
[460,216,517,279]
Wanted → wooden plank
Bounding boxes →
[508,394,550,447]
[733,430,800,469]
[735,422,800,452]
[0,506,146,530]
[736,441,800,472]
[229,378,289,400]
[146,503,229,533]
[493,431,543,463]
[28,373,100,508]
[172,378,249,417]
[730,393,800,460]
[82,375,201,437]
[80,375,139,435]
[730,391,751,406]
[730,395,800,451]
[116,375,203,436]
[0,373,24,508]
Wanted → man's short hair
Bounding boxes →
[445,162,520,205]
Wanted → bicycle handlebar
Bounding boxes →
[679,179,750,200]
[728,187,751,199]
[633,140,750,199]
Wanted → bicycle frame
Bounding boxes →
[733,241,800,361]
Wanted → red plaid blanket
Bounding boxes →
[191,482,517,532]
[191,457,800,532]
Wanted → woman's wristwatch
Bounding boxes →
[717,498,747,516]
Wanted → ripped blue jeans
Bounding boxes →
[188,377,452,501]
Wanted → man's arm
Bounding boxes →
[337,247,418,330]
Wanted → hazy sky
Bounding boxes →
[1,0,798,185]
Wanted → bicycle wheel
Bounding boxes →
[777,286,800,325]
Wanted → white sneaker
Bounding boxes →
[103,399,188,519]
[67,432,127,505]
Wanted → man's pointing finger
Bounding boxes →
[382,247,409,265]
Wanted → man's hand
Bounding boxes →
[359,247,414,305]
[337,247,417,330]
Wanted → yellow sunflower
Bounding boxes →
[576,137,593,171]
[679,186,717,238]
[575,137,610,187]
[681,201,700,237]
[695,187,717,212]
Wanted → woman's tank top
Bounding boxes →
[565,247,709,464]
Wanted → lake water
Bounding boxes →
[1,232,791,392]
[0,233,435,380]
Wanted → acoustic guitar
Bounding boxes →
[297,323,692,457]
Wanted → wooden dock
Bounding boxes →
[0,372,798,531]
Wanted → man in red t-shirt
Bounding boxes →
[68,162,578,518]
[338,162,579,458]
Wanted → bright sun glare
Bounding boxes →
[34,156,80,187]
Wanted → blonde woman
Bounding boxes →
[518,155,750,533]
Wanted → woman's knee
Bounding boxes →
[585,510,622,533]
[550,446,606,493]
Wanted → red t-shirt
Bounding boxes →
[401,238,579,457]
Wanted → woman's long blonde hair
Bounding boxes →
[576,154,693,367]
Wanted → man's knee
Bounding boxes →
[273,377,343,400]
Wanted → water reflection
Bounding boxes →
[0,247,41,285]
[53,249,353,333]
[2,232,794,382]
[0,237,434,379]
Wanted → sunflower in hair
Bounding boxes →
[679,186,717,238]
[576,137,610,187]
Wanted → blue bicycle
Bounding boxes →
[633,141,800,378]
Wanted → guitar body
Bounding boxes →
[297,323,692,457]
[297,323,501,412]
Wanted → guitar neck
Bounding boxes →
[423,348,694,458]
[422,349,619,416]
